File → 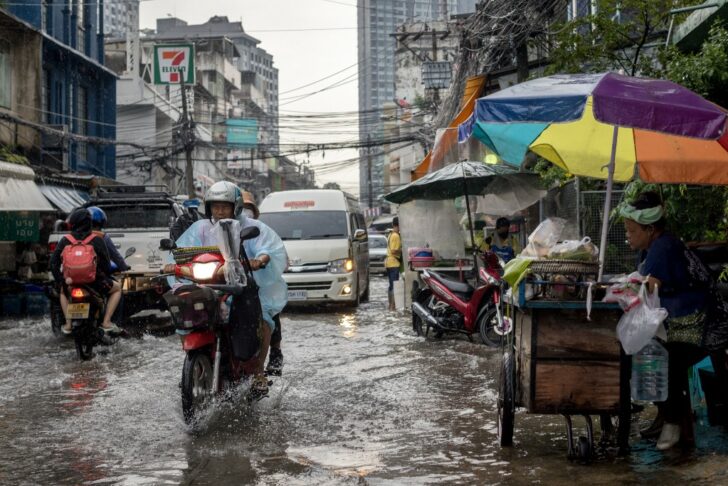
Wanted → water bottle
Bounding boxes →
[631,339,669,402]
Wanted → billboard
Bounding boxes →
[153,44,195,85]
[226,119,258,146]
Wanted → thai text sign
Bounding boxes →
[226,119,258,146]
[154,44,195,85]
[0,211,40,242]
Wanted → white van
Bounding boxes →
[258,189,370,306]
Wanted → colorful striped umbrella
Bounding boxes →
[459,72,728,278]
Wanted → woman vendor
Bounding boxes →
[622,191,723,451]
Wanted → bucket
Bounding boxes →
[393,279,405,310]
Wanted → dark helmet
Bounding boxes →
[68,208,92,235]
[87,206,107,228]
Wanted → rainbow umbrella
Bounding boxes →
[459,72,728,278]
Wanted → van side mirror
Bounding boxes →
[240,226,261,241]
[159,238,176,251]
[354,229,367,241]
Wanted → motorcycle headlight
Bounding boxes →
[192,262,219,280]
[329,258,354,274]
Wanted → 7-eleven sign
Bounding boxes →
[153,44,195,85]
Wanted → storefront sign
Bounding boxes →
[0,211,40,242]
[154,44,195,85]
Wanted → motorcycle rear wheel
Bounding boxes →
[73,321,94,361]
[181,350,214,424]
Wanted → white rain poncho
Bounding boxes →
[170,214,288,329]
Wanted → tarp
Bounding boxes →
[38,184,88,214]
[411,75,487,180]
[0,160,54,212]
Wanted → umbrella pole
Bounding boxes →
[462,166,479,275]
[598,126,619,282]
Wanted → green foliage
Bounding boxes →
[322,181,342,190]
[0,145,30,166]
[614,180,728,242]
[547,0,702,76]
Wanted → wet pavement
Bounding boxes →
[1,277,728,485]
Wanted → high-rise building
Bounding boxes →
[103,0,140,39]
[357,0,459,208]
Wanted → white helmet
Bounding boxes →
[204,181,243,217]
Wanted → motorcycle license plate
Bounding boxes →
[288,290,308,301]
[67,303,90,319]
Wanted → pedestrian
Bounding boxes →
[385,216,402,311]
[486,217,520,263]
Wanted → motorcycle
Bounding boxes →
[159,221,267,424]
[64,247,136,360]
[411,251,510,346]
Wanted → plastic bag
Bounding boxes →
[603,272,644,311]
[521,218,566,257]
[548,237,599,261]
[213,219,247,286]
[617,282,668,355]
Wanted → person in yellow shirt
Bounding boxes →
[385,217,402,311]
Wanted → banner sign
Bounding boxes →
[0,211,40,242]
[154,44,195,85]
[226,119,258,146]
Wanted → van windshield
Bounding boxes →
[259,211,348,240]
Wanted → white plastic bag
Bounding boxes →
[548,237,599,261]
[213,219,247,286]
[521,218,566,257]
[616,282,668,355]
[603,272,643,311]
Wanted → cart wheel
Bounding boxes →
[497,350,515,447]
[577,436,592,464]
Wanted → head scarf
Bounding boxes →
[620,204,664,225]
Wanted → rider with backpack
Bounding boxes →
[49,208,122,335]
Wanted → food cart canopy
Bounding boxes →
[0,160,54,212]
[38,184,88,213]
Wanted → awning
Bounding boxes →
[411,75,487,181]
[0,160,54,211]
[38,184,89,213]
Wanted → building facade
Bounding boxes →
[357,0,460,208]
[5,1,117,178]
[103,0,140,39]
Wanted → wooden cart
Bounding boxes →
[498,278,630,462]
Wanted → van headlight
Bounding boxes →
[328,258,354,274]
[192,262,219,280]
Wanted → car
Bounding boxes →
[368,234,388,274]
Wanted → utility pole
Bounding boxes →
[179,81,196,198]
[367,134,373,209]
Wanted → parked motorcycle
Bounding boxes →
[411,251,510,346]
[159,221,267,424]
[63,247,135,360]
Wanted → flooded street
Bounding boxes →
[1,277,727,485]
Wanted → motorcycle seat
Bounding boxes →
[428,271,474,300]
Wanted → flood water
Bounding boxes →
[1,277,727,485]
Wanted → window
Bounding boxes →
[258,211,349,240]
[0,42,10,108]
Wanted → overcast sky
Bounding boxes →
[140,0,362,195]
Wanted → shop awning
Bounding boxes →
[411,75,487,181]
[38,184,89,213]
[0,160,54,211]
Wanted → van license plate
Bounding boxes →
[288,290,308,301]
[67,303,90,319]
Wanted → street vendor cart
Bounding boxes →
[498,260,628,462]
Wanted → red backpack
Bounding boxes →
[61,234,98,284]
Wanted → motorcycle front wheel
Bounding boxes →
[181,350,214,424]
[477,306,502,347]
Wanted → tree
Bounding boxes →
[323,182,341,190]
[548,0,702,76]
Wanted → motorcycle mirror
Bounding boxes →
[240,226,260,241]
[159,238,176,251]
[124,247,136,259]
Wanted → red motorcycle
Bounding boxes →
[412,251,510,346]
[159,223,266,424]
